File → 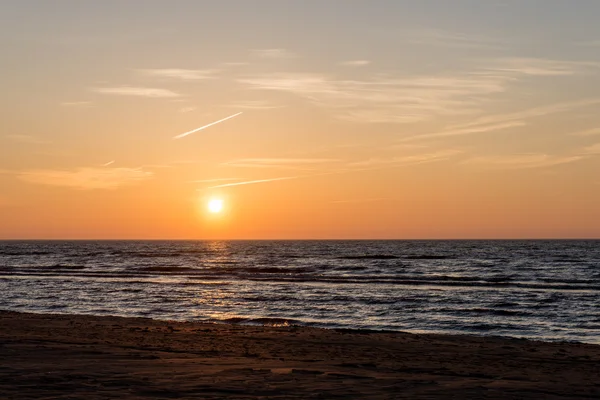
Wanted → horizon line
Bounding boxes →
[1,238,599,241]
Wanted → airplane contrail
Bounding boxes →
[102,161,115,167]
[205,169,356,189]
[208,176,296,189]
[174,112,243,139]
[205,160,445,190]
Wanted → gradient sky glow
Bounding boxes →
[2,0,600,239]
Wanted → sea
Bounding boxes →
[1,240,599,344]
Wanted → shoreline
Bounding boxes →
[2,308,596,346]
[4,308,594,346]
[1,311,599,399]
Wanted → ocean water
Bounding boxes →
[1,240,599,344]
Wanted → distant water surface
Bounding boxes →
[1,240,599,344]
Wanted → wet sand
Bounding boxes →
[1,311,599,399]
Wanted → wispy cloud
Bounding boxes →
[19,167,153,190]
[403,29,504,49]
[5,135,50,144]
[225,100,283,110]
[399,99,600,142]
[92,86,181,98]
[137,69,218,80]
[238,73,509,123]
[483,57,600,77]
[401,121,527,142]
[582,143,600,154]
[208,153,459,190]
[251,48,296,59]
[347,150,462,168]
[451,99,600,130]
[173,112,243,139]
[190,178,241,183]
[570,127,600,137]
[576,39,600,47]
[463,154,585,169]
[101,161,115,167]
[205,150,464,190]
[60,101,92,107]
[178,106,197,113]
[222,62,249,67]
[222,158,340,169]
[208,176,297,189]
[330,198,387,204]
[339,60,371,67]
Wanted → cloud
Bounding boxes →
[576,40,600,47]
[251,48,296,59]
[60,101,92,107]
[463,154,585,169]
[454,99,600,129]
[205,150,462,191]
[399,99,600,142]
[5,135,50,144]
[339,60,371,67]
[222,158,340,169]
[401,121,527,142]
[137,69,218,80]
[18,167,153,190]
[101,161,115,167]
[403,29,504,49]
[178,106,197,113]
[222,62,249,67]
[173,112,243,139]
[483,57,600,77]
[190,178,241,183]
[338,109,429,124]
[582,143,600,154]
[347,150,462,168]
[331,198,387,204]
[225,100,283,110]
[92,86,181,98]
[238,73,510,123]
[570,127,600,137]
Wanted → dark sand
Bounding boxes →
[1,311,599,399]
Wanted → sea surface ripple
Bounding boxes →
[1,240,599,344]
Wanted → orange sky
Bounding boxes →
[1,1,600,239]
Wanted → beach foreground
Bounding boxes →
[1,311,598,399]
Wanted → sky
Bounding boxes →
[1,0,600,239]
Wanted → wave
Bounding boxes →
[111,251,176,258]
[2,269,599,291]
[338,254,451,260]
[137,266,197,273]
[0,251,54,256]
[339,255,400,260]
[235,266,316,274]
[46,264,86,270]
[216,317,302,327]
[403,255,451,260]
[463,308,530,317]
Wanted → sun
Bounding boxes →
[207,198,224,213]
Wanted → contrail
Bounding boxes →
[206,169,356,189]
[205,162,439,190]
[102,161,115,167]
[174,112,243,139]
[208,176,296,189]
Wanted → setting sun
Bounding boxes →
[208,199,224,213]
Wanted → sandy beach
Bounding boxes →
[0,311,598,399]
